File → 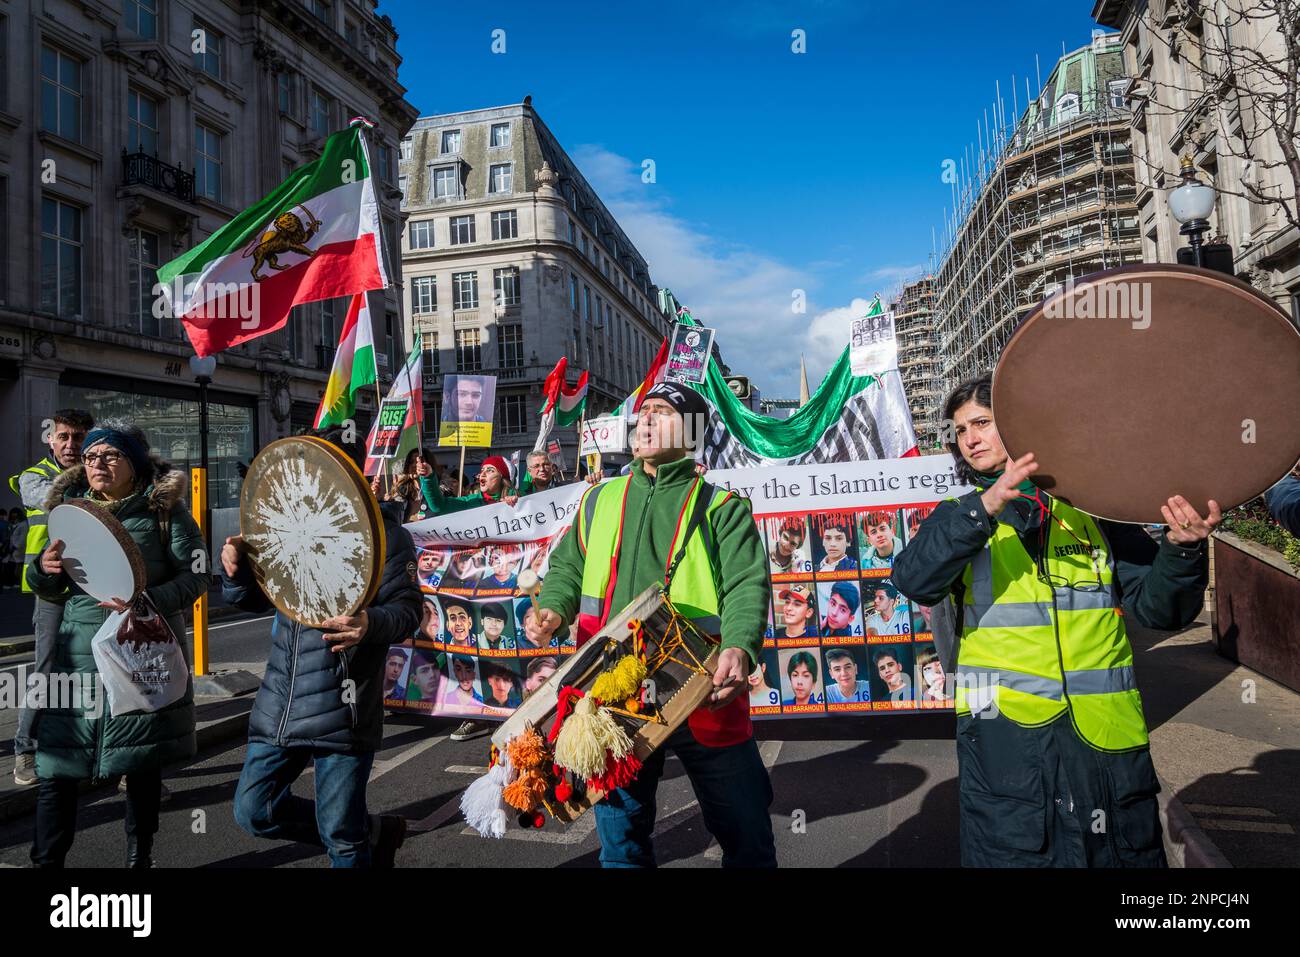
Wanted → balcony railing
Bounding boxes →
[121,148,196,204]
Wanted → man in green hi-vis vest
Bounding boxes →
[527,382,777,868]
[9,408,94,787]
[893,373,1217,868]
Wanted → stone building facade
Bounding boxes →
[0,0,417,508]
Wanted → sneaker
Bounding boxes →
[450,720,489,742]
[13,754,37,787]
[371,815,407,868]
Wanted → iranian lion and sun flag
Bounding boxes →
[157,119,918,476]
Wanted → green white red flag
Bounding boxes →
[157,122,387,357]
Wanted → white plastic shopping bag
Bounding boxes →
[90,596,189,717]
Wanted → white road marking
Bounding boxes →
[1184,803,1277,817]
[1198,819,1294,834]
[188,614,276,634]
[369,736,447,783]
[445,764,488,775]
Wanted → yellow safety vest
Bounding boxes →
[954,497,1149,752]
[8,457,60,593]
[574,475,730,642]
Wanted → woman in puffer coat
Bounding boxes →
[26,421,210,868]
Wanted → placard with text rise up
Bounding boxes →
[383,455,970,720]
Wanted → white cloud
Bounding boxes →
[803,297,878,386]
[571,144,848,398]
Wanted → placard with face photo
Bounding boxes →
[521,655,560,698]
[404,649,448,712]
[772,583,819,644]
[382,645,413,705]
[439,653,486,714]
[778,648,825,714]
[415,595,445,649]
[914,642,951,707]
[763,515,813,581]
[521,538,554,581]
[860,509,904,570]
[817,581,864,638]
[911,602,934,638]
[479,658,525,713]
[475,598,517,654]
[416,546,450,592]
[862,578,912,637]
[475,544,522,597]
[822,645,872,709]
[868,643,916,708]
[902,505,935,546]
[748,647,782,715]
[810,512,860,580]
[439,548,485,595]
[440,596,479,651]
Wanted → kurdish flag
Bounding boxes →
[533,357,588,450]
[313,293,378,428]
[158,123,387,357]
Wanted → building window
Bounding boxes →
[378,144,394,183]
[400,137,412,161]
[40,197,82,317]
[580,233,589,257]
[490,209,517,240]
[1055,93,1081,123]
[385,311,398,377]
[452,271,478,310]
[409,220,434,250]
[277,71,295,115]
[40,45,82,142]
[441,129,461,154]
[422,333,440,382]
[489,163,512,194]
[123,0,158,39]
[345,20,359,47]
[193,22,223,79]
[1108,79,1127,110]
[490,122,511,148]
[497,324,524,369]
[494,267,520,309]
[569,273,578,312]
[307,0,331,24]
[194,122,223,202]
[397,175,407,207]
[567,218,576,245]
[450,215,476,245]
[128,90,159,155]
[583,284,592,322]
[455,327,482,371]
[310,88,332,138]
[319,298,339,368]
[496,394,527,435]
[411,275,436,313]
[128,227,162,335]
[431,165,457,200]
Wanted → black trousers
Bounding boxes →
[30,769,163,867]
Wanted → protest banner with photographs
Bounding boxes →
[665,325,715,385]
[385,455,967,721]
[849,309,898,377]
[438,374,497,448]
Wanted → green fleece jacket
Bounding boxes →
[418,475,510,515]
[537,455,768,669]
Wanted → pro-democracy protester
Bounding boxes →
[892,372,1216,868]
[222,426,422,868]
[27,421,209,868]
[419,455,519,515]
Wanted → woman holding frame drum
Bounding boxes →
[26,420,210,868]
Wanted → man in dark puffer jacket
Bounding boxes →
[222,429,421,867]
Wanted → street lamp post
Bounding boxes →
[188,353,217,679]
[1168,155,1217,268]
[189,355,217,539]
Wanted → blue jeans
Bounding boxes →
[234,741,375,868]
[593,726,776,868]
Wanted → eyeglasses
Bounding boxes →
[81,451,125,467]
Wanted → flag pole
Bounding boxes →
[456,439,467,497]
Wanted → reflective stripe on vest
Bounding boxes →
[575,475,729,643]
[16,458,60,593]
[955,498,1148,752]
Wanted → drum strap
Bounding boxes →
[665,479,716,591]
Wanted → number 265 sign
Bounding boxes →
[580,414,627,455]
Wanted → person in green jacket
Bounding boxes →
[26,421,210,868]
[417,454,519,516]
[526,382,776,868]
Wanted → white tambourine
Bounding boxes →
[47,500,147,603]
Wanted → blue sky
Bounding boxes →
[382,0,1103,395]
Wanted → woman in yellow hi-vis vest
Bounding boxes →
[893,374,1217,867]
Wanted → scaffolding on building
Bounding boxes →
[934,34,1142,395]
[888,274,943,450]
